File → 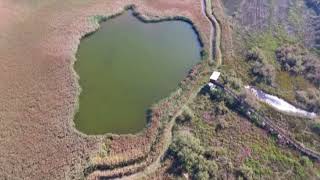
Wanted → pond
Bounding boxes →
[74,11,201,134]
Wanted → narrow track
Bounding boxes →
[202,0,222,66]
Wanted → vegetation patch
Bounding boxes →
[276,44,320,87]
[163,91,320,179]
[169,131,218,179]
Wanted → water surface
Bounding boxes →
[75,11,201,134]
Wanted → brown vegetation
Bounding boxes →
[236,0,271,30]
[0,0,212,179]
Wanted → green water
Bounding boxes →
[74,11,201,134]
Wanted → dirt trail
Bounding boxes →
[204,0,222,66]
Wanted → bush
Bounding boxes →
[304,59,320,87]
[295,89,320,113]
[213,102,229,116]
[246,48,276,86]
[300,156,313,167]
[221,72,243,91]
[276,44,320,87]
[200,49,208,60]
[311,123,320,135]
[169,132,218,179]
[276,44,306,74]
[236,165,254,180]
[195,171,209,180]
[176,112,192,124]
[210,88,225,102]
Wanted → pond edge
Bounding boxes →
[70,4,209,138]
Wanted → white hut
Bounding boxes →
[208,71,221,89]
[210,71,221,82]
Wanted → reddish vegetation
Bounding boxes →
[0,0,211,179]
[237,0,271,30]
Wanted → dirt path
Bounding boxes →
[203,0,222,66]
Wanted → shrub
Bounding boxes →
[213,102,229,116]
[300,156,313,167]
[210,88,225,102]
[275,44,306,74]
[304,59,320,87]
[276,44,320,87]
[236,165,254,180]
[176,112,192,124]
[246,48,276,86]
[195,171,209,180]
[169,132,218,179]
[200,49,208,60]
[295,89,320,113]
[220,72,243,91]
[311,123,320,135]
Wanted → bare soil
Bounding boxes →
[0,0,211,179]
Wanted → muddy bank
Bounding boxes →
[0,0,211,179]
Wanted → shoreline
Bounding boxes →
[84,0,219,178]
[70,3,209,138]
[68,1,214,179]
